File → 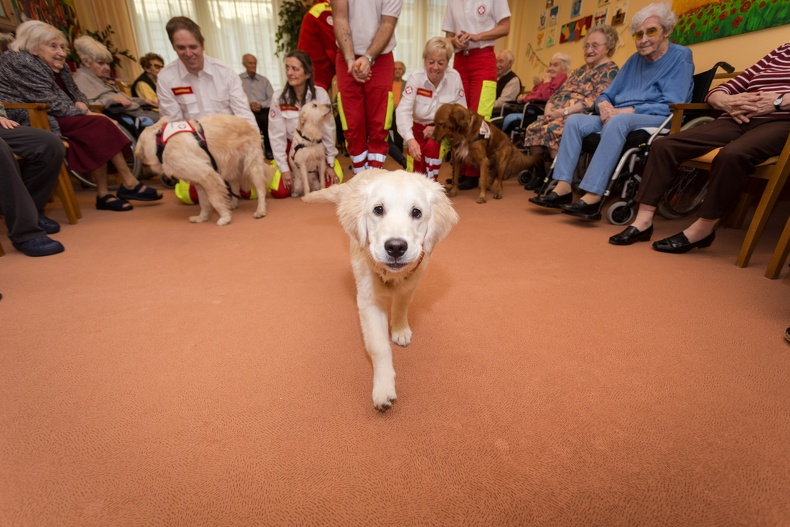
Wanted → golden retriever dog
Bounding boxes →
[136,114,272,225]
[433,103,538,204]
[303,169,459,411]
[290,100,333,198]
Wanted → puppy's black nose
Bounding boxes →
[385,238,407,258]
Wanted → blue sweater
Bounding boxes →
[596,43,694,116]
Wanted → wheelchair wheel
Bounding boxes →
[68,125,140,189]
[657,166,709,219]
[606,201,635,225]
[517,168,532,186]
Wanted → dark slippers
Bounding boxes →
[96,194,133,212]
[118,182,163,202]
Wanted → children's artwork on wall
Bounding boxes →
[539,10,547,30]
[546,0,554,8]
[594,8,608,26]
[546,27,557,47]
[536,30,546,49]
[571,0,583,18]
[549,6,559,25]
[672,0,790,45]
[598,0,611,5]
[12,0,81,41]
[560,15,593,43]
[611,4,627,25]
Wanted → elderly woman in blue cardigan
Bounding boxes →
[529,2,694,218]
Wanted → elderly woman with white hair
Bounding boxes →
[515,52,570,106]
[530,2,693,218]
[72,35,160,127]
[0,21,161,211]
[396,36,467,181]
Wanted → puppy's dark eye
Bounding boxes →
[373,205,384,216]
[411,208,422,219]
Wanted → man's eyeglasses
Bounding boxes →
[583,43,602,50]
[150,64,164,70]
[632,27,660,40]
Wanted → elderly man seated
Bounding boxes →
[493,50,521,113]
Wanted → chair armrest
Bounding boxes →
[1,101,52,130]
[668,102,715,134]
[2,102,50,110]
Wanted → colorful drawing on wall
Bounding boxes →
[594,8,609,26]
[560,15,593,43]
[672,0,790,45]
[12,0,81,41]
[539,10,548,29]
[571,0,583,18]
[546,27,557,47]
[598,0,611,5]
[536,30,546,50]
[546,0,554,8]
[611,4,627,25]
[549,6,559,25]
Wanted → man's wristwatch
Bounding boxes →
[774,93,784,112]
[363,53,375,67]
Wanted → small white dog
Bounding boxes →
[303,169,459,411]
[289,100,333,197]
[136,114,272,225]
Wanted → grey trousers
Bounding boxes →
[0,125,65,243]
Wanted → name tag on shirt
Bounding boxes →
[416,88,433,98]
[280,104,298,112]
[172,86,194,96]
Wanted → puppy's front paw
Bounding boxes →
[372,380,397,412]
[216,215,232,226]
[493,192,502,199]
[448,187,458,198]
[391,326,412,347]
[476,197,487,204]
[189,214,209,223]
[253,210,266,219]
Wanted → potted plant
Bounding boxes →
[274,0,311,57]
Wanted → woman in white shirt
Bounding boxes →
[268,50,338,198]
[396,37,467,181]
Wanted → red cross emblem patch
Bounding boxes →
[477,5,486,15]
[405,86,414,95]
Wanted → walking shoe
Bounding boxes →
[13,236,65,257]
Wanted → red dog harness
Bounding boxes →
[156,121,218,170]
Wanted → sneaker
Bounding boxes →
[13,236,65,257]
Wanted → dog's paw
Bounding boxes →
[391,326,412,347]
[372,382,397,412]
[189,215,209,223]
[448,187,458,198]
[493,192,503,200]
[253,211,266,219]
[216,215,232,226]
[476,197,487,204]
[229,199,239,210]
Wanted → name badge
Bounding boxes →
[172,86,194,96]
[416,88,433,98]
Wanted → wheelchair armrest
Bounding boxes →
[668,102,714,134]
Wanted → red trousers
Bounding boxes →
[336,51,394,173]
[453,47,496,178]
[409,122,442,181]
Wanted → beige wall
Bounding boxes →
[505,0,790,90]
[74,0,141,82]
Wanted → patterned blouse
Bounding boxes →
[524,61,619,151]
[0,50,88,136]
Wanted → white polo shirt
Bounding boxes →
[267,86,338,173]
[347,0,403,56]
[396,68,467,143]
[442,0,511,50]
[157,54,257,130]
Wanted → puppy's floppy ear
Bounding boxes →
[423,181,459,253]
[299,109,307,127]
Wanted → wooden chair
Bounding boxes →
[2,102,81,224]
[668,102,790,274]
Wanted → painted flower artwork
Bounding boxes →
[672,0,790,45]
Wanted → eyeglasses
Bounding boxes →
[632,27,660,40]
[583,43,602,50]
[150,64,164,70]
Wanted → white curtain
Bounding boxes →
[125,0,448,89]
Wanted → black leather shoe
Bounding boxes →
[523,175,544,191]
[609,225,653,246]
[38,215,60,234]
[561,199,599,216]
[446,175,470,185]
[13,236,65,257]
[458,177,479,190]
[528,191,572,209]
[652,231,715,254]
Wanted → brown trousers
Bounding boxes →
[636,117,790,219]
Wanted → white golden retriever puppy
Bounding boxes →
[290,100,333,197]
[136,114,272,225]
[303,169,459,410]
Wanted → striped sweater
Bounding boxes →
[706,43,790,120]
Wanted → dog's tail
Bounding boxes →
[509,151,543,179]
[301,182,348,204]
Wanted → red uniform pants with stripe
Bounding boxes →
[336,51,394,173]
[452,47,496,178]
[410,122,442,181]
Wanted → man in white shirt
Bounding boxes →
[157,17,257,131]
[333,0,403,173]
[240,54,274,158]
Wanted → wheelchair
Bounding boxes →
[527,61,734,225]
[68,106,155,189]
